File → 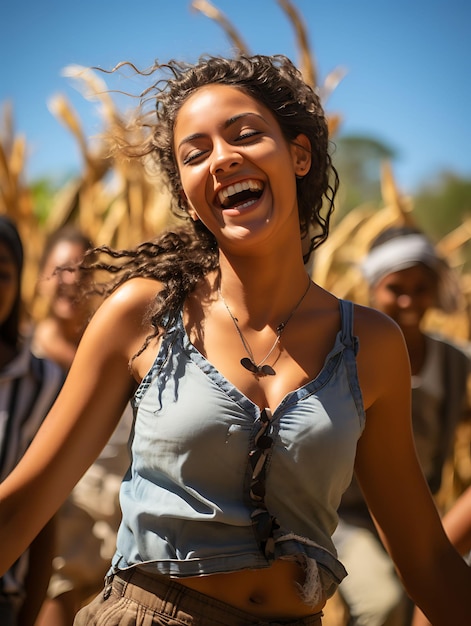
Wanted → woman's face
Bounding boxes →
[38,240,90,321]
[370,264,438,331]
[173,83,311,254]
[0,241,19,326]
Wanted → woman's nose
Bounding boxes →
[209,141,243,175]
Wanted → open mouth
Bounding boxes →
[218,179,263,209]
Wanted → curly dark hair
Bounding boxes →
[84,54,339,356]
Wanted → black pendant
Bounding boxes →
[240,358,275,376]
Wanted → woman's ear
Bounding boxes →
[291,134,312,178]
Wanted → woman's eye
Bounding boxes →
[181,130,262,165]
[237,129,261,141]
[182,149,206,165]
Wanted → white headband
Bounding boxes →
[361,235,440,286]
[360,234,462,313]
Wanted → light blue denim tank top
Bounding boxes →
[110,299,365,598]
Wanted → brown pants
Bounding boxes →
[74,568,323,625]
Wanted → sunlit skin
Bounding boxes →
[370,264,438,375]
[0,84,470,624]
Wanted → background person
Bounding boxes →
[0,215,64,625]
[334,225,471,626]
[32,225,95,371]
[31,225,132,626]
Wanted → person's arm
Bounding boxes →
[411,486,471,626]
[354,306,471,626]
[0,278,156,576]
[16,516,56,626]
[441,485,471,556]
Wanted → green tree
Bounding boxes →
[413,172,471,239]
[332,134,397,217]
[30,177,59,223]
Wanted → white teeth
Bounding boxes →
[217,179,262,204]
[238,199,256,210]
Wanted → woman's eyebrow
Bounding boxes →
[178,112,267,149]
[224,112,266,127]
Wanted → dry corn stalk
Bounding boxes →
[191,0,250,54]
[191,0,345,138]
[0,102,44,306]
[44,64,174,250]
[277,0,316,87]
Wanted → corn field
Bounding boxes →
[1,2,470,623]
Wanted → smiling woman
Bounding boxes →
[0,54,470,626]
[173,82,313,260]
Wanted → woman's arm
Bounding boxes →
[354,306,471,626]
[0,278,157,576]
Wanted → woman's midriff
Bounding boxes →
[174,559,326,619]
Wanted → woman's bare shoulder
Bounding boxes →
[94,277,162,324]
[352,301,404,344]
[81,277,162,360]
[350,302,410,410]
[104,276,162,308]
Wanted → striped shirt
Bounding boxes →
[0,338,64,596]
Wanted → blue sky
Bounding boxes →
[2,0,470,194]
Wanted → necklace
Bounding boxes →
[219,277,311,376]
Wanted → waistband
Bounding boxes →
[110,568,323,625]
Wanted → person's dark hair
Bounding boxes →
[0,215,24,349]
[39,225,93,271]
[86,54,339,357]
